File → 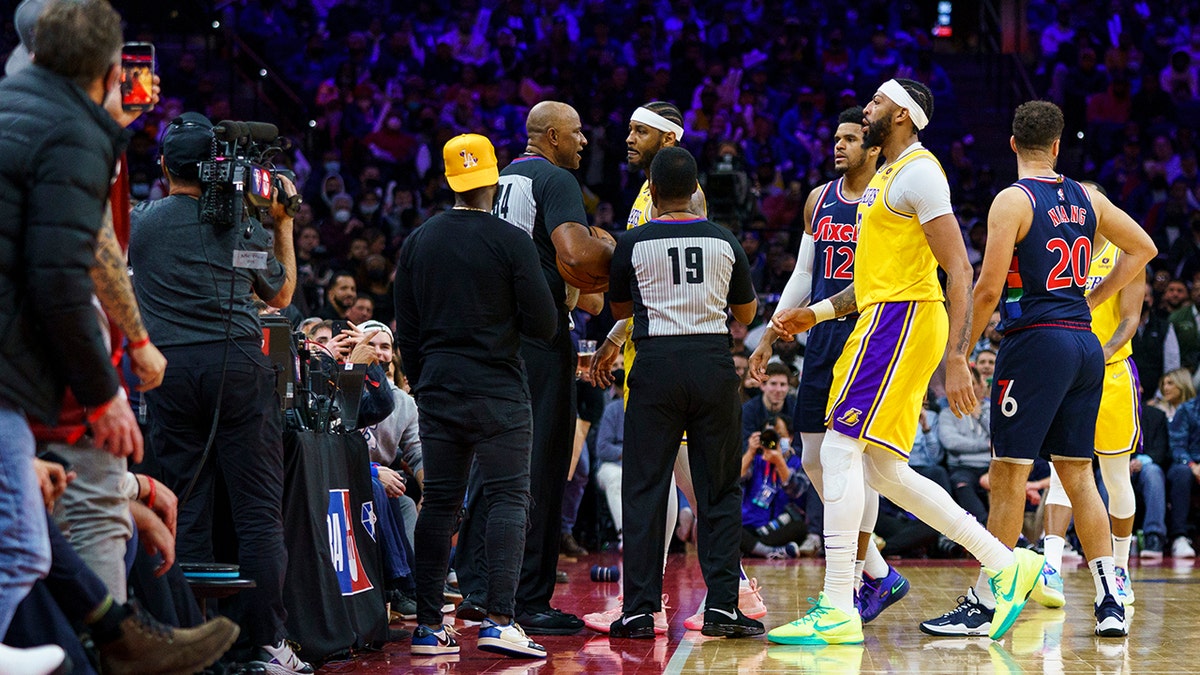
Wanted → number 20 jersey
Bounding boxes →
[999,175,1097,333]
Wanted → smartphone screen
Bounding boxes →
[120,42,155,112]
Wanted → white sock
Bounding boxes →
[854,560,866,591]
[862,446,1013,571]
[863,538,889,579]
[1112,536,1132,570]
[1090,556,1120,605]
[972,568,997,609]
[820,431,867,614]
[1044,535,1066,572]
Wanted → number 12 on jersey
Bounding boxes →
[667,246,705,284]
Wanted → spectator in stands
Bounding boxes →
[939,365,992,524]
[1132,402,1172,559]
[319,271,358,321]
[1164,276,1200,373]
[1152,368,1197,421]
[346,294,375,325]
[593,371,626,548]
[1167,387,1200,558]
[741,362,795,447]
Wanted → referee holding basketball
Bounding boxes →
[606,146,762,639]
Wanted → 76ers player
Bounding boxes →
[750,107,909,625]
[923,100,1155,639]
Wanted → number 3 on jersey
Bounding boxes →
[1045,236,1091,291]
[823,246,854,280]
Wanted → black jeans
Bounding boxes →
[146,340,286,647]
[622,337,743,615]
[413,391,532,625]
[457,320,575,616]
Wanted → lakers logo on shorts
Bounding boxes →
[837,407,863,427]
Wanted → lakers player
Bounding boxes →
[750,107,911,625]
[586,101,767,634]
[1032,185,1144,610]
[768,79,1043,645]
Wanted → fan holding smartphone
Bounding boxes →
[120,42,154,112]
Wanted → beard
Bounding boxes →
[862,116,891,149]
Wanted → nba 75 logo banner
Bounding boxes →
[328,489,374,596]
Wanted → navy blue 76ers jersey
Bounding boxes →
[810,177,859,304]
[999,175,1096,333]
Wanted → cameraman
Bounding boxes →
[128,113,309,672]
[739,417,809,559]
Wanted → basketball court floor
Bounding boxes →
[319,551,1200,674]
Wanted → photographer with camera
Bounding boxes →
[740,416,809,559]
[128,112,309,672]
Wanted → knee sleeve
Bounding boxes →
[820,432,866,504]
[1099,454,1136,520]
[861,481,879,534]
[1046,462,1071,508]
[801,432,826,498]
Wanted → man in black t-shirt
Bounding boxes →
[454,101,615,635]
[128,112,308,672]
[395,134,556,659]
[605,147,763,639]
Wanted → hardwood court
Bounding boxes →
[319,552,1200,674]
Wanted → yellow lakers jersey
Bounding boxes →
[1085,240,1131,364]
[855,149,946,309]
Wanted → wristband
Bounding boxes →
[146,478,157,510]
[809,299,836,324]
[128,336,151,350]
[606,320,629,347]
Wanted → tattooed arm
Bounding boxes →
[90,204,166,391]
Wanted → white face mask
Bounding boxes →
[334,209,352,223]
[360,203,379,215]
[779,438,791,453]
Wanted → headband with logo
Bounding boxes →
[877,79,930,131]
[630,106,685,141]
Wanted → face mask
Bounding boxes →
[779,438,791,452]
[334,209,352,223]
[386,118,402,130]
[360,203,380,215]
[324,161,341,175]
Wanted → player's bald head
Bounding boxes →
[527,101,578,137]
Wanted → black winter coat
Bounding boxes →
[0,65,130,423]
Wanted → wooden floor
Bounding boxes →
[318,551,1200,674]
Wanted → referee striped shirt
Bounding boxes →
[610,217,756,342]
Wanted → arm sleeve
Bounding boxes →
[773,233,814,315]
[511,232,557,340]
[726,230,758,305]
[26,120,121,406]
[536,168,589,234]
[608,232,635,304]
[888,156,955,225]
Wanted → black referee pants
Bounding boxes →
[621,337,743,616]
[457,313,576,615]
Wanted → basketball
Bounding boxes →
[557,225,616,294]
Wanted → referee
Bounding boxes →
[607,147,762,639]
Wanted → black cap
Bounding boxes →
[161,112,214,179]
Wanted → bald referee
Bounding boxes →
[607,147,763,639]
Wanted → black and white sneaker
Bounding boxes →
[609,613,656,639]
[701,607,765,638]
[1094,594,1127,637]
[478,620,547,658]
[920,588,994,637]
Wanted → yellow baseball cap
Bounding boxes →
[443,134,499,192]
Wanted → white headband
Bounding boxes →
[878,79,930,131]
[630,106,685,141]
